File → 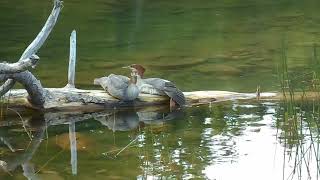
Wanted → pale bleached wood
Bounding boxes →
[0,72,45,107]
[69,121,77,175]
[0,0,63,96]
[66,30,77,175]
[3,88,279,111]
[65,30,77,89]
[3,88,169,111]
[0,55,39,74]
[19,0,63,61]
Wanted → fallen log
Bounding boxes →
[3,88,277,111]
[3,87,319,112]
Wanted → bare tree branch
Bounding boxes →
[0,72,45,108]
[0,55,39,74]
[19,0,63,61]
[0,0,63,96]
[65,30,77,88]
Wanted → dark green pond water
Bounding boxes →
[1,0,320,179]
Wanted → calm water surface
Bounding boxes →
[0,0,320,179]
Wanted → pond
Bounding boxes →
[0,0,320,179]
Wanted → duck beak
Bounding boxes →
[122,66,135,70]
[122,66,131,69]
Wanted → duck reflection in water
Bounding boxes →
[95,111,140,132]
[0,105,183,178]
[95,107,184,131]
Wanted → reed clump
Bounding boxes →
[278,41,320,179]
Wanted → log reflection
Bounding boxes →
[0,105,184,177]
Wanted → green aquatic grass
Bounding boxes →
[278,39,320,180]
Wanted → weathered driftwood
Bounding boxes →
[65,30,77,89]
[0,55,43,108]
[4,87,320,112]
[0,55,39,74]
[0,0,63,96]
[0,55,42,106]
[0,72,45,107]
[64,31,78,175]
[2,88,278,111]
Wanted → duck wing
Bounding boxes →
[144,78,186,106]
[94,74,130,99]
[94,74,129,90]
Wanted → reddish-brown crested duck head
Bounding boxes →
[130,64,146,78]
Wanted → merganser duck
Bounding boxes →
[94,67,140,101]
[127,64,185,107]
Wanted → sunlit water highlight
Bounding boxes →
[0,100,317,179]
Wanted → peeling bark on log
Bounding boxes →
[0,0,63,96]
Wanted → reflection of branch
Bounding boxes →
[69,122,77,175]
[0,106,184,176]
[0,160,11,176]
[6,125,46,171]
[22,163,39,180]
[44,111,112,126]
[115,136,139,157]
[0,105,183,131]
[7,108,32,140]
[0,137,15,152]
[0,0,63,96]
[36,149,64,174]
